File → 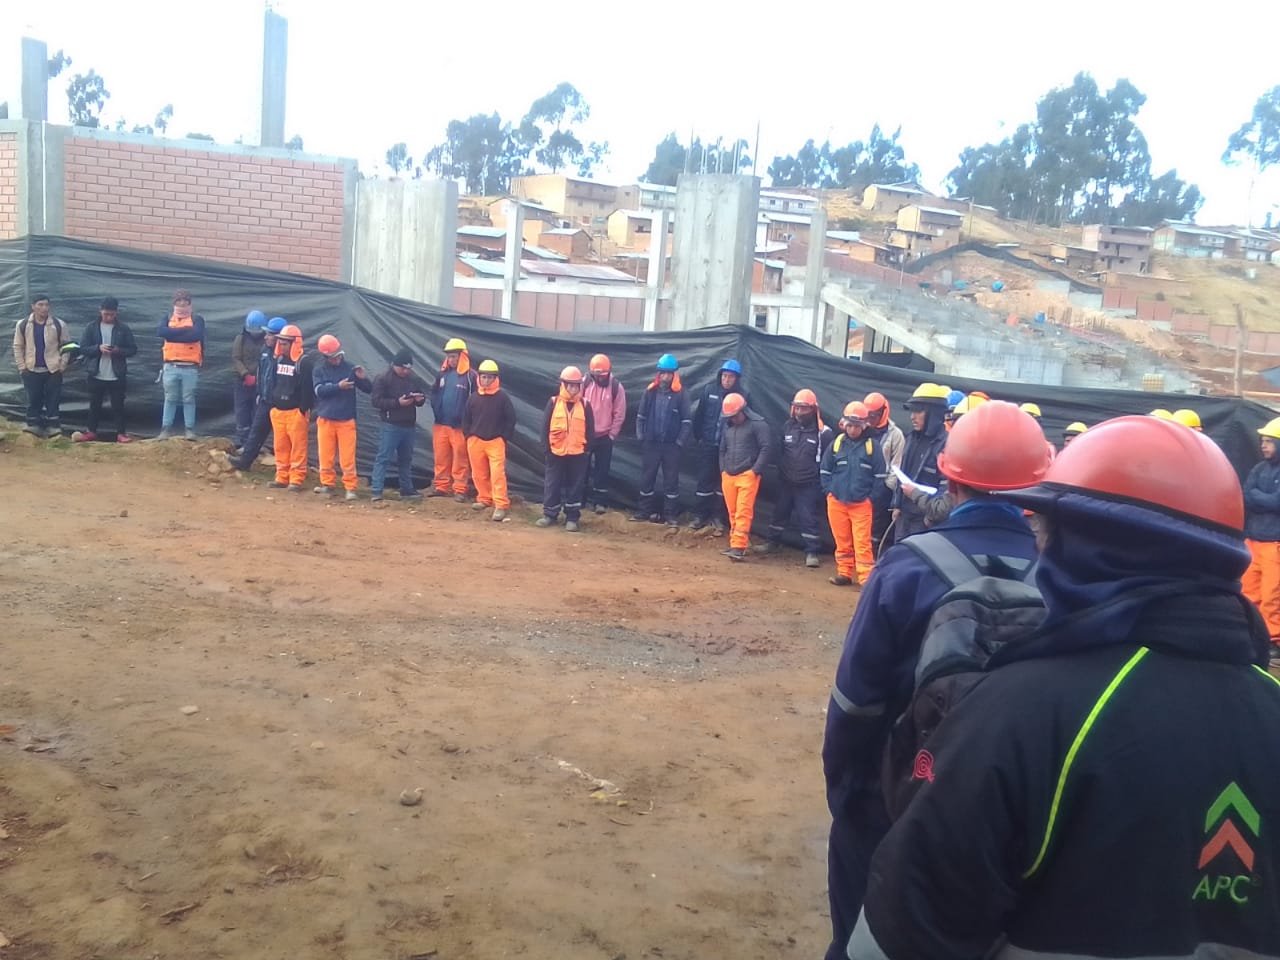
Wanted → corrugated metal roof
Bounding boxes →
[520,260,638,283]
[457,256,508,277]
[523,245,568,261]
[868,183,924,195]
[611,208,657,220]
[755,242,789,254]
[761,189,817,203]
[763,212,812,225]
[912,205,964,219]
[754,258,787,269]
[543,228,586,236]
[1161,222,1233,240]
[458,226,505,238]
[828,230,862,242]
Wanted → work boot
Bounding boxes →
[711,520,727,536]
[665,519,679,529]
[453,493,468,503]
[491,508,508,522]
[74,431,97,443]
[594,504,607,516]
[688,518,707,531]
[344,490,358,502]
[829,575,853,587]
[753,541,780,555]
[288,484,305,494]
[726,548,747,562]
[805,553,821,569]
[156,429,173,441]
[472,501,489,511]
[370,493,384,502]
[628,513,648,522]
[21,424,39,436]
[720,546,738,557]
[268,480,288,489]
[401,491,423,502]
[313,485,334,496]
[565,520,580,533]
[184,429,197,441]
[535,516,554,528]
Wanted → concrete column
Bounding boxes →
[259,11,288,148]
[501,201,524,321]
[350,178,457,306]
[668,174,759,330]
[20,38,49,121]
[805,206,828,346]
[643,209,669,332]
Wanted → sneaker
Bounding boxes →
[711,521,727,536]
[21,424,39,436]
[401,492,423,502]
[184,429,197,441]
[535,517,554,528]
[753,541,780,555]
[726,548,747,562]
[472,501,489,511]
[688,518,707,531]
[649,515,665,525]
[344,490,358,502]
[565,520,580,533]
[665,520,679,528]
[593,504,607,516]
[117,434,135,444]
[268,481,288,489]
[720,547,738,557]
[426,488,446,498]
[156,430,173,441]
[370,493,384,502]
[628,514,649,522]
[313,485,334,495]
[288,484,305,493]
[45,423,62,436]
[492,508,508,522]
[74,431,97,443]
[453,493,468,503]
[829,575,853,587]
[805,553,821,569]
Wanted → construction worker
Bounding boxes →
[718,393,771,561]
[1062,420,1087,447]
[463,359,517,522]
[430,337,477,501]
[227,317,286,471]
[312,334,371,501]
[582,353,626,514]
[823,400,1048,960]
[1243,417,1280,654]
[822,401,886,587]
[369,349,429,503]
[1174,408,1204,431]
[632,353,692,527]
[538,366,594,532]
[1149,407,1176,421]
[851,416,1280,960]
[691,359,748,532]
[267,324,314,491]
[865,392,904,557]
[1018,401,1041,420]
[759,388,832,566]
[231,310,267,449]
[892,382,951,542]
[156,289,205,440]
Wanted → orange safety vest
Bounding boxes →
[162,316,203,365]
[548,390,587,457]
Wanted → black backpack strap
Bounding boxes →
[902,532,983,589]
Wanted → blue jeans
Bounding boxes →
[21,370,63,430]
[232,380,257,446]
[229,400,273,470]
[161,363,199,429]
[371,424,417,495]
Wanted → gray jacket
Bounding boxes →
[719,409,771,476]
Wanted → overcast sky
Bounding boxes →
[4,0,1279,226]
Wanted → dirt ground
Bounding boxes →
[0,432,856,960]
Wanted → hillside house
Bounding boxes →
[511,175,620,228]
[862,182,927,215]
[1152,222,1232,259]
[1082,224,1152,274]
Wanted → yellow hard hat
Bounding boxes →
[909,382,951,404]
[1149,408,1175,421]
[1019,402,1042,419]
[1258,417,1280,440]
[1064,421,1088,435]
[478,359,499,374]
[444,337,467,353]
[1172,409,1202,431]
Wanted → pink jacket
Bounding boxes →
[582,376,627,440]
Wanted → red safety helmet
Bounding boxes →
[589,353,611,373]
[559,365,583,383]
[317,334,342,357]
[842,401,870,422]
[1004,415,1243,532]
[722,393,746,418]
[863,392,890,428]
[936,400,1052,492]
[792,388,818,407]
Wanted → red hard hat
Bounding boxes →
[722,393,746,417]
[842,401,869,421]
[792,388,818,407]
[1005,415,1243,532]
[317,334,342,356]
[559,365,583,383]
[279,324,301,340]
[589,353,611,373]
[936,400,1052,492]
[863,392,889,428]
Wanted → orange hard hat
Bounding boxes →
[792,388,818,407]
[864,392,890,427]
[1005,416,1243,532]
[721,393,746,418]
[589,353,611,373]
[317,334,342,356]
[278,324,301,340]
[559,365,583,383]
[936,400,1052,492]
[842,401,870,421]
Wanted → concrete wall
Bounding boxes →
[0,132,17,239]
[351,178,457,307]
[668,174,759,330]
[451,283,649,332]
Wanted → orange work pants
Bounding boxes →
[433,425,469,494]
[721,471,761,550]
[270,408,309,487]
[317,417,359,491]
[828,495,875,584]
[1243,539,1280,641]
[467,436,510,509]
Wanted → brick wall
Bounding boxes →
[62,136,347,280]
[0,133,17,240]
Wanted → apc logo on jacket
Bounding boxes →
[1192,782,1260,905]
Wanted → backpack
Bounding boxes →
[880,531,1044,819]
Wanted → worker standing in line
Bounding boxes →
[718,393,771,561]
[822,401,885,587]
[690,359,748,533]
[226,317,286,471]
[368,349,429,503]
[864,392,903,555]
[267,324,315,492]
[312,334,371,501]
[822,401,1049,960]
[632,353,692,527]
[538,366,595,532]
[1062,421,1087,448]
[892,382,951,542]
[582,353,626,514]
[758,388,832,567]
[430,337,477,501]
[463,359,517,522]
[1243,417,1280,658]
[231,310,268,450]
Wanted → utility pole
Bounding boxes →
[1234,302,1246,396]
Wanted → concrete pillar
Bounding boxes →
[501,201,524,321]
[20,37,48,121]
[350,178,457,307]
[643,209,669,332]
[668,174,759,330]
[259,11,288,148]
[805,206,828,346]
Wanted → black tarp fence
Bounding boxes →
[2,236,1273,519]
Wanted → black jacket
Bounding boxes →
[370,367,429,426]
[269,352,316,413]
[1244,458,1280,542]
[692,379,748,448]
[853,590,1280,960]
[78,320,138,380]
[719,409,771,476]
[636,382,692,446]
[463,390,517,442]
[778,416,832,484]
[893,405,948,535]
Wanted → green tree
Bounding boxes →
[285,134,304,150]
[424,113,527,194]
[767,125,919,190]
[67,69,110,127]
[640,132,686,185]
[1223,86,1280,224]
[385,142,412,175]
[519,82,608,175]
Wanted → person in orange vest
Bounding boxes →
[430,337,478,501]
[1243,417,1280,659]
[267,324,315,491]
[311,334,371,501]
[822,402,886,587]
[463,359,517,522]
[719,393,771,561]
[156,288,205,440]
[537,366,595,532]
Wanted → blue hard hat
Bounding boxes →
[267,317,288,334]
[720,359,742,375]
[656,353,679,372]
[946,389,966,410]
[245,310,267,331]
